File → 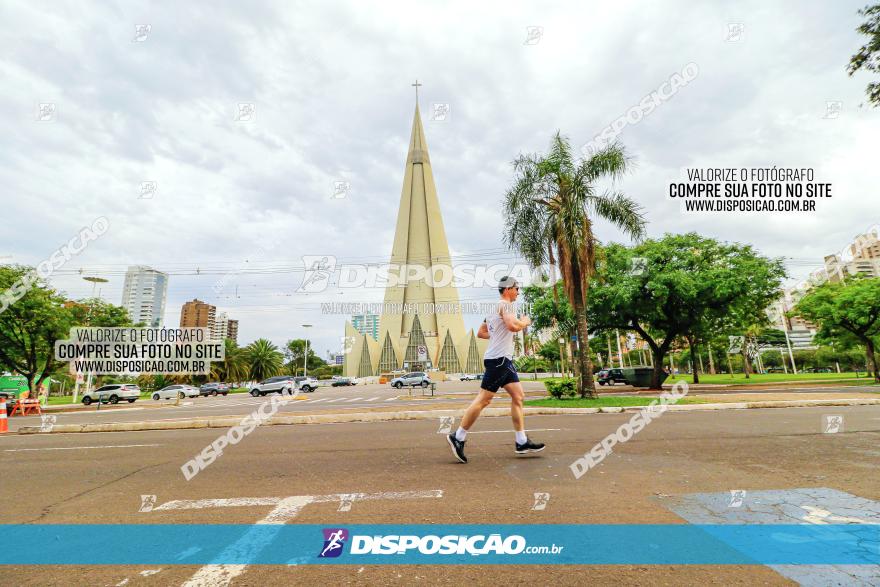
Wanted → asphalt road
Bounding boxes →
[5,381,551,432]
[2,404,879,585]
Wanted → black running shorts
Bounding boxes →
[482,357,519,392]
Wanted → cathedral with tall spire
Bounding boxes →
[342,96,487,377]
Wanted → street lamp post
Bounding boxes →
[77,276,109,403]
[302,324,312,377]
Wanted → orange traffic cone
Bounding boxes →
[0,399,8,434]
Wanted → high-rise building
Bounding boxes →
[352,313,380,341]
[121,266,168,327]
[180,299,216,331]
[343,103,485,377]
[213,312,229,341]
[822,229,880,283]
[226,319,239,344]
[764,229,880,349]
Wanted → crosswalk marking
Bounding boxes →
[344,397,363,402]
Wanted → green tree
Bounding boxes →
[504,135,646,398]
[537,339,561,363]
[523,282,577,375]
[848,3,880,107]
[588,234,786,389]
[792,277,880,381]
[244,339,284,382]
[283,339,324,375]
[211,338,248,384]
[0,266,132,392]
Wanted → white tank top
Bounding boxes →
[484,301,515,360]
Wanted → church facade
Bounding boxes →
[342,105,487,377]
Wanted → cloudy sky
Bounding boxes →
[2,0,878,357]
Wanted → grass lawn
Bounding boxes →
[657,372,875,385]
[541,372,875,388]
[525,396,707,408]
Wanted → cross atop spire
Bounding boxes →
[411,79,422,104]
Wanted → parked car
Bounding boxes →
[250,376,295,396]
[331,377,356,387]
[390,372,431,388]
[596,368,628,386]
[459,373,481,381]
[152,384,200,401]
[199,382,230,397]
[83,384,141,405]
[293,376,319,393]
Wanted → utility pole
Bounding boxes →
[302,324,313,377]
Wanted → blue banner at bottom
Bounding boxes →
[1,524,878,565]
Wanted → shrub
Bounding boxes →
[545,378,577,399]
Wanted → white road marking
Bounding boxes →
[4,444,160,452]
[384,397,399,401]
[161,490,443,587]
[344,397,364,402]
[365,397,381,401]
[467,428,562,434]
[800,505,872,525]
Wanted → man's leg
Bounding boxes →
[448,388,495,463]
[459,389,495,432]
[504,380,545,453]
[503,381,525,435]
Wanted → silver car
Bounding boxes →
[249,375,295,397]
[152,384,200,400]
[390,372,431,388]
[82,384,140,405]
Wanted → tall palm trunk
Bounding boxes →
[570,278,596,399]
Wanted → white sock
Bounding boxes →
[455,427,467,441]
[515,430,527,444]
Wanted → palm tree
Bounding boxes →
[211,339,248,385]
[244,338,284,383]
[504,134,646,398]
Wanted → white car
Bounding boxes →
[293,376,319,393]
[250,376,296,396]
[390,372,431,388]
[82,384,140,405]
[152,384,200,400]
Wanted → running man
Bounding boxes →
[447,276,545,463]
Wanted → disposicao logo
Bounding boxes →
[318,528,348,558]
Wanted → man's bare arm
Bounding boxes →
[502,311,531,333]
[477,322,489,339]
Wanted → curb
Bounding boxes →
[15,398,880,435]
